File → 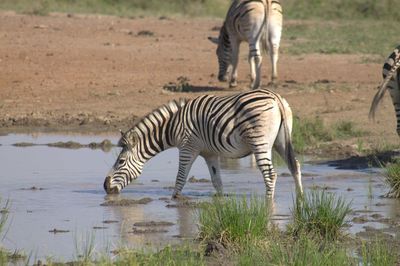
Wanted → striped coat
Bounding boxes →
[104,89,303,199]
[369,45,400,135]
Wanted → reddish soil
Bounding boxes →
[0,11,397,151]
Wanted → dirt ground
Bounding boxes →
[0,11,397,152]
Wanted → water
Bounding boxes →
[0,133,399,262]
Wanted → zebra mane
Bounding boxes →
[119,98,188,147]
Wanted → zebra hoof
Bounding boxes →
[267,81,278,88]
[229,81,238,88]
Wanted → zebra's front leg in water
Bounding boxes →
[172,147,199,199]
[204,154,223,195]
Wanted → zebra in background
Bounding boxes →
[104,89,303,199]
[208,0,283,89]
[369,45,400,135]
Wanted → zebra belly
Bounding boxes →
[201,141,251,159]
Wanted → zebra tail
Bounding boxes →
[271,91,298,173]
[369,58,400,120]
[283,114,298,176]
[261,0,271,55]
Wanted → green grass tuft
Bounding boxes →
[384,160,400,198]
[360,239,397,266]
[197,195,270,248]
[289,191,352,240]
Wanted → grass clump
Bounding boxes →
[332,120,365,139]
[383,160,400,198]
[292,116,333,153]
[197,195,269,248]
[292,117,365,153]
[290,191,352,240]
[113,245,204,266]
[360,239,397,266]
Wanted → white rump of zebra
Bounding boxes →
[104,89,303,199]
[208,0,282,89]
[369,45,400,135]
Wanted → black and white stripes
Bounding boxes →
[104,89,303,199]
[210,0,282,89]
[369,45,400,135]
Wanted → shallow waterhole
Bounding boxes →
[0,133,399,262]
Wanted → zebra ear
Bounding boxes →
[208,36,219,45]
[118,129,133,149]
[124,131,139,149]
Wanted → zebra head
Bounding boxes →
[213,24,231,82]
[104,130,143,194]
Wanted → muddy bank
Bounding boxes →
[13,139,114,151]
[0,112,138,134]
[100,197,153,206]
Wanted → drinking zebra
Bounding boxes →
[104,89,303,199]
[369,45,400,135]
[208,0,282,89]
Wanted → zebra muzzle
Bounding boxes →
[104,176,120,194]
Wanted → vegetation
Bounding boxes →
[292,117,365,153]
[237,233,354,266]
[197,195,270,249]
[283,19,399,56]
[111,245,205,266]
[284,0,400,21]
[360,239,397,266]
[289,190,352,240]
[292,116,332,153]
[2,0,400,21]
[384,160,400,198]
[0,0,230,18]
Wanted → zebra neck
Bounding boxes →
[130,100,186,161]
[220,24,231,51]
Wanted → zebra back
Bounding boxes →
[369,46,400,120]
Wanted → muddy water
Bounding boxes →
[0,134,399,262]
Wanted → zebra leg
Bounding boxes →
[204,155,223,195]
[172,148,199,199]
[248,43,262,89]
[268,31,281,84]
[229,39,240,88]
[268,5,282,84]
[252,148,277,198]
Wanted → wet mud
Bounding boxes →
[13,139,114,151]
[100,197,153,206]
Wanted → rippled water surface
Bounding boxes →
[0,133,399,261]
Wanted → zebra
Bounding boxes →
[208,0,283,89]
[104,89,303,199]
[369,45,400,135]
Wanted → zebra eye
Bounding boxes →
[118,158,126,165]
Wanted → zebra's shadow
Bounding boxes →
[163,85,227,93]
